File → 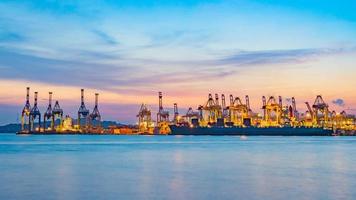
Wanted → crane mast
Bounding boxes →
[78,89,90,130]
[43,92,54,130]
[156,92,170,134]
[52,100,63,130]
[29,92,41,132]
[90,93,102,129]
[137,103,154,133]
[173,103,179,124]
[21,87,31,132]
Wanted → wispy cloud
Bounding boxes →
[0,31,25,42]
[216,47,356,67]
[92,30,119,45]
[0,49,132,89]
[0,46,355,94]
[143,29,212,49]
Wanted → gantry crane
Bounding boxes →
[312,95,329,127]
[21,87,31,132]
[245,95,252,113]
[157,92,169,123]
[52,100,63,130]
[331,110,342,129]
[43,92,54,131]
[156,92,170,134]
[304,101,314,127]
[227,94,235,125]
[278,96,288,124]
[183,107,201,127]
[78,89,90,130]
[89,93,101,129]
[221,94,228,118]
[291,97,298,119]
[200,94,222,126]
[173,103,179,124]
[277,96,299,126]
[227,95,250,127]
[288,97,299,126]
[137,103,154,133]
[29,92,41,132]
[262,96,282,127]
[330,110,354,130]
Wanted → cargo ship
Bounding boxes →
[169,125,334,136]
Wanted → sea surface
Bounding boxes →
[0,133,355,200]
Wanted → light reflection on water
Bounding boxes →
[0,134,355,200]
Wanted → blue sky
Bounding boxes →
[1,0,356,124]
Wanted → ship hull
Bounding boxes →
[169,126,334,136]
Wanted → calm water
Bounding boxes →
[0,134,355,200]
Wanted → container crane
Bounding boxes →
[262,96,267,120]
[229,95,234,107]
[221,94,228,118]
[29,92,41,132]
[330,110,354,130]
[21,87,31,132]
[287,97,299,126]
[226,94,235,126]
[173,103,179,124]
[304,101,314,127]
[52,100,63,130]
[305,102,313,116]
[78,89,90,129]
[262,96,282,127]
[200,94,222,126]
[156,92,170,134]
[246,95,251,113]
[43,92,54,131]
[183,107,200,127]
[215,94,220,106]
[279,96,283,109]
[228,96,250,127]
[312,95,329,127]
[137,103,154,133]
[89,93,101,129]
[157,92,169,123]
[292,97,297,118]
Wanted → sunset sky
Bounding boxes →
[1,0,356,124]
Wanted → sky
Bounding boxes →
[0,0,356,124]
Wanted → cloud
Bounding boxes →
[92,30,119,45]
[0,48,231,95]
[143,29,212,49]
[332,99,346,107]
[0,48,134,90]
[127,46,356,69]
[0,31,25,42]
[1,46,355,95]
[216,47,356,67]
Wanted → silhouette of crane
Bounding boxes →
[21,87,31,132]
[89,93,101,128]
[43,92,54,131]
[78,89,90,129]
[29,92,41,131]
